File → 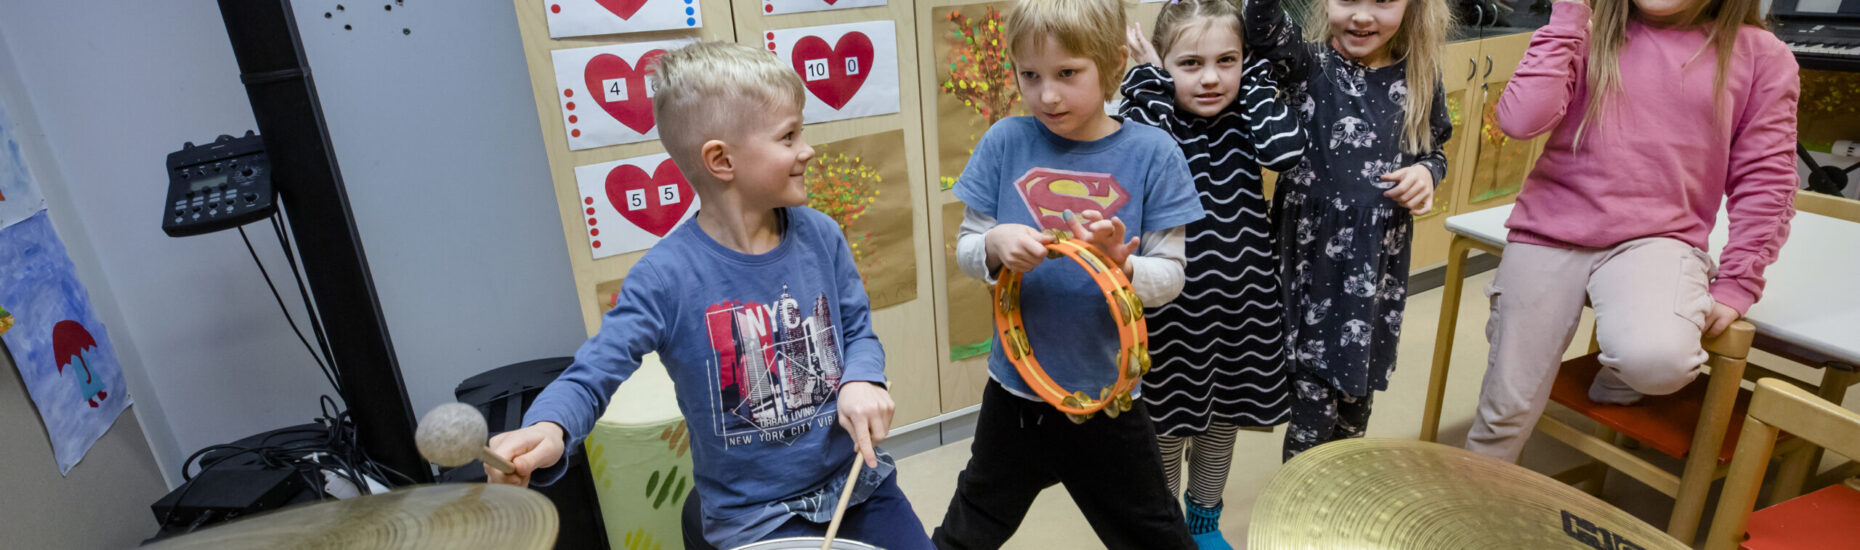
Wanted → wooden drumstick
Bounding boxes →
[417,403,516,474]
[479,447,516,474]
[820,455,865,550]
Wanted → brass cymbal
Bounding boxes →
[1250,439,1686,550]
[145,483,557,550]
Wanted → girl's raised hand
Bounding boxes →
[1380,165,1436,215]
[1127,23,1162,68]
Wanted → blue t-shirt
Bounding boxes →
[522,207,892,548]
[953,117,1205,400]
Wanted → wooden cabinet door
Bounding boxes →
[1459,32,1545,213]
[1409,39,1484,271]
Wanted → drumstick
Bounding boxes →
[820,455,865,550]
[479,447,516,474]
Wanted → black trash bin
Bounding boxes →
[452,357,610,550]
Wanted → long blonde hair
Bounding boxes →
[1304,0,1453,155]
[1578,0,1766,146]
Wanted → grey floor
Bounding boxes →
[891,269,1853,548]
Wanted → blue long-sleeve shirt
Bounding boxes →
[522,206,891,547]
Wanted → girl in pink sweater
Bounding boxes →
[1464,0,1798,461]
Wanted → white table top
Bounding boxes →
[1446,204,1860,366]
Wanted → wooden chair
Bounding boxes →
[1704,378,1860,549]
[1531,320,1810,540]
[1794,189,1860,222]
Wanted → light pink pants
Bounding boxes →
[1465,237,1716,462]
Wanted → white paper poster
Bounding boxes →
[552,39,695,151]
[574,152,700,258]
[759,0,887,16]
[764,21,901,125]
[542,0,703,39]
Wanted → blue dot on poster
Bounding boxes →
[685,7,694,14]
[686,17,696,25]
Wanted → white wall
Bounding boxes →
[0,1,586,487]
[287,1,588,421]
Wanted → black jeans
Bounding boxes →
[933,380,1194,550]
[681,470,933,549]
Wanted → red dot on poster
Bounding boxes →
[584,197,594,205]
[588,218,598,226]
[767,42,777,50]
[566,101,576,110]
[590,228,600,236]
[765,32,774,40]
[563,88,573,97]
[586,207,596,215]
[569,115,579,123]
[764,4,773,12]
[592,240,601,248]
[551,4,562,13]
[571,129,581,138]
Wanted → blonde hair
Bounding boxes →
[1577,0,1764,146]
[1305,0,1452,154]
[1004,0,1129,100]
[649,41,806,179]
[1151,0,1245,60]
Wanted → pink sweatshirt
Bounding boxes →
[1496,2,1800,315]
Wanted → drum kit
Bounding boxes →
[1249,438,1687,550]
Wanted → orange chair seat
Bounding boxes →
[1740,483,1860,550]
[1549,353,1778,463]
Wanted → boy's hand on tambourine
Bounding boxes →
[986,224,1053,274]
[1381,165,1436,215]
[1066,210,1140,273]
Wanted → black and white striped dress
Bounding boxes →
[1119,61,1306,435]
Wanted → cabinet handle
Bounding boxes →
[1484,55,1494,78]
[1467,58,1477,82]
[1472,5,1484,28]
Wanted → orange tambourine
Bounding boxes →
[992,229,1151,424]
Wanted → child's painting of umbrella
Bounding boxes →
[0,211,128,474]
[52,320,107,408]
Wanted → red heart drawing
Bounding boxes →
[605,159,694,238]
[790,32,875,110]
[594,0,649,20]
[583,50,667,135]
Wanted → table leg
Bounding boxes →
[1420,236,1474,443]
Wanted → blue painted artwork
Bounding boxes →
[0,95,48,229]
[0,211,129,474]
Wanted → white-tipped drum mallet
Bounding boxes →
[416,402,516,474]
[820,454,864,550]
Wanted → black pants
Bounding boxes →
[933,381,1194,550]
[1282,368,1375,462]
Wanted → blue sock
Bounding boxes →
[1184,498,1232,550]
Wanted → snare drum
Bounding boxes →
[731,537,883,549]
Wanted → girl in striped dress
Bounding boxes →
[1121,1,1304,546]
